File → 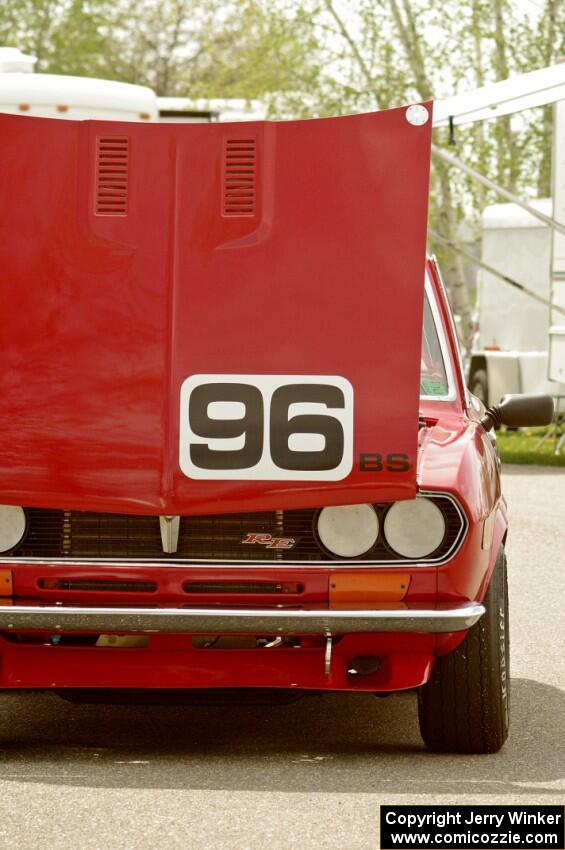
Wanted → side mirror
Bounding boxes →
[480,394,554,432]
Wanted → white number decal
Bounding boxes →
[179,374,353,480]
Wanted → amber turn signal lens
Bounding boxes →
[329,572,410,607]
[0,570,13,597]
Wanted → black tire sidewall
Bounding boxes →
[418,546,510,753]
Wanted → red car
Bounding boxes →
[0,103,552,752]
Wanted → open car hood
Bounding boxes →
[0,105,432,514]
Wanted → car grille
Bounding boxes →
[7,495,466,564]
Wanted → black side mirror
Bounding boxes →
[481,394,554,432]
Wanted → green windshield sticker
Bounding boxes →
[420,378,448,396]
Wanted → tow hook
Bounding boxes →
[260,636,283,649]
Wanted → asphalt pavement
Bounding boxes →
[0,465,563,849]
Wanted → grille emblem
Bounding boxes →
[242,533,297,550]
[159,515,180,554]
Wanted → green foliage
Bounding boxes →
[0,0,324,98]
[497,427,565,467]
[0,1,116,76]
[265,0,563,236]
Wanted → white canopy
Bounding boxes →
[434,63,565,127]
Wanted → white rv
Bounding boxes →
[469,199,565,404]
[0,48,264,126]
[469,98,565,406]
[0,47,158,122]
[550,99,565,386]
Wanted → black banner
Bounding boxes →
[380,805,564,849]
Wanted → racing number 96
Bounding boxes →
[179,374,354,481]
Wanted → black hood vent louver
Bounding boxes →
[223,138,256,216]
[95,136,129,215]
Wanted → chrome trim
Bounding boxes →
[0,602,484,635]
[0,492,468,569]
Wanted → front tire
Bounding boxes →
[418,547,510,753]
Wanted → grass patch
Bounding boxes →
[497,426,565,466]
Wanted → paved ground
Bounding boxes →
[0,466,563,849]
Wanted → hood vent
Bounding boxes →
[223,138,256,216]
[95,136,129,215]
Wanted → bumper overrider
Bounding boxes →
[0,602,484,635]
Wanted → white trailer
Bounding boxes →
[0,49,264,126]
[0,47,158,122]
[549,99,565,384]
[468,90,565,407]
[468,198,565,405]
[434,64,565,407]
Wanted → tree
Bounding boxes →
[250,0,564,348]
[0,0,115,77]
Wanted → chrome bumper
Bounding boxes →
[0,602,484,635]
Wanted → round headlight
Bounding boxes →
[317,504,379,558]
[383,498,446,559]
[0,505,27,554]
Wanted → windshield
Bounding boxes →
[420,295,450,397]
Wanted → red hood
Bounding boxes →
[0,105,432,514]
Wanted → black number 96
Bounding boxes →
[179,374,354,481]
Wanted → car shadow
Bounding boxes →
[0,677,563,795]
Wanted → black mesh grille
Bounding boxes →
[9,497,465,563]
